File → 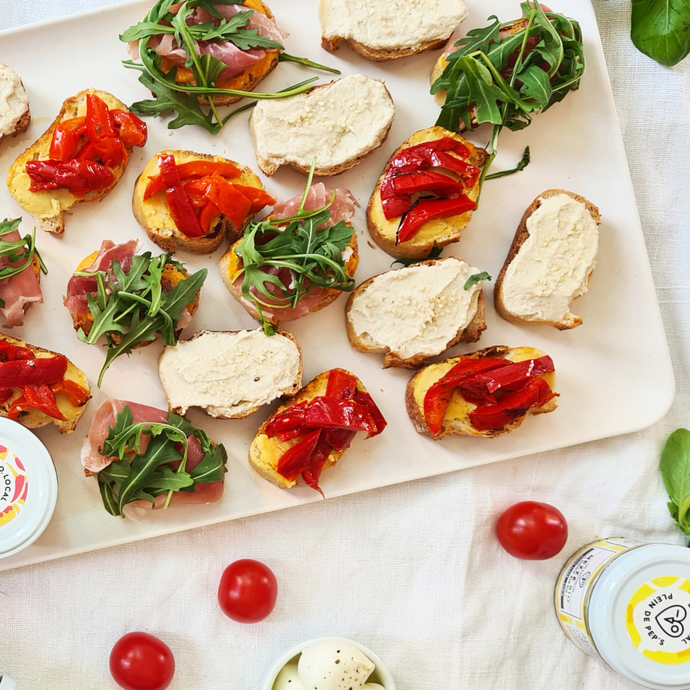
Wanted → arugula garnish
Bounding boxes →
[234,167,355,335]
[0,218,47,282]
[464,272,492,290]
[431,2,585,189]
[98,405,227,517]
[120,0,338,133]
[75,252,207,386]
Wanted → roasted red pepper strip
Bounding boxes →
[0,389,12,405]
[198,201,221,232]
[230,185,275,214]
[182,180,210,208]
[203,175,252,228]
[353,390,387,437]
[50,379,90,407]
[49,117,87,161]
[468,377,556,431]
[26,159,115,195]
[158,154,204,238]
[86,94,124,168]
[0,341,33,362]
[389,138,470,173]
[301,436,332,497]
[109,109,147,148]
[391,170,465,196]
[265,401,308,437]
[21,384,67,421]
[429,151,481,188]
[144,160,242,200]
[304,397,377,432]
[0,355,68,388]
[380,180,412,220]
[326,369,358,400]
[397,196,477,244]
[322,428,357,452]
[276,428,322,481]
[423,357,510,436]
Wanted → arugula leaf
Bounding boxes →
[661,428,690,540]
[464,272,492,290]
[0,218,47,282]
[484,146,531,181]
[631,0,690,66]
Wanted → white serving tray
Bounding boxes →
[0,0,673,571]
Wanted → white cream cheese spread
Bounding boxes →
[250,74,395,172]
[158,330,301,417]
[500,194,599,326]
[0,65,29,138]
[319,0,468,51]
[348,258,483,360]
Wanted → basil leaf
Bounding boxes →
[464,272,492,290]
[631,0,690,66]
[661,428,690,535]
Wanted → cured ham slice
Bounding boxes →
[82,398,224,506]
[0,229,43,328]
[272,184,358,226]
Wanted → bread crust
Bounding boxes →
[0,105,31,145]
[405,345,558,439]
[132,150,267,254]
[345,258,487,369]
[248,368,366,489]
[367,126,487,260]
[322,34,448,61]
[494,189,601,330]
[159,328,303,419]
[6,89,134,235]
[0,332,91,433]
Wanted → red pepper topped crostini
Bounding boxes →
[249,369,386,495]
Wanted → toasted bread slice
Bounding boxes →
[166,0,281,106]
[346,258,487,369]
[406,345,558,439]
[494,190,601,330]
[6,89,135,235]
[220,230,359,325]
[132,150,267,254]
[319,0,468,61]
[249,369,368,489]
[249,74,395,176]
[158,328,303,419]
[367,126,487,260]
[0,333,91,433]
[0,65,30,144]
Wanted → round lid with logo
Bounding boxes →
[589,543,690,689]
[0,418,58,560]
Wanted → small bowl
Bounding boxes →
[262,637,397,690]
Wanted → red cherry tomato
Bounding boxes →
[109,632,175,690]
[496,501,568,560]
[218,559,278,623]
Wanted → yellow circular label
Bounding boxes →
[627,577,690,664]
[0,445,28,528]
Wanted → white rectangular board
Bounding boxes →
[0,0,674,571]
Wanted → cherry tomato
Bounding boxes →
[218,559,278,623]
[496,501,568,560]
[109,632,175,690]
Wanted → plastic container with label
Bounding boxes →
[0,418,58,560]
[556,538,690,689]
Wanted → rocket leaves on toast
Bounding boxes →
[97,405,228,517]
[631,0,690,66]
[464,272,492,290]
[660,428,690,543]
[73,252,207,386]
[0,218,47,282]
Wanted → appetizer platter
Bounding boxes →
[0,0,673,571]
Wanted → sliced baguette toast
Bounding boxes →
[319,0,468,61]
[345,258,487,369]
[406,345,558,439]
[249,74,395,176]
[0,65,30,144]
[249,369,367,489]
[367,126,487,260]
[494,190,601,330]
[132,150,268,254]
[158,328,303,419]
[6,89,135,235]
[0,333,91,433]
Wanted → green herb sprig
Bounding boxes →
[75,252,207,386]
[464,271,492,290]
[631,0,690,67]
[661,428,690,543]
[0,218,47,285]
[98,405,227,517]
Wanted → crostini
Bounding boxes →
[7,89,147,235]
[0,64,30,145]
[367,126,487,260]
[64,240,206,385]
[319,0,468,61]
[346,258,487,369]
[220,182,359,329]
[0,217,44,328]
[82,398,227,517]
[406,346,558,439]
[0,333,91,434]
[159,329,302,419]
[249,74,395,176]
[494,190,601,330]
[132,150,274,254]
[249,368,386,494]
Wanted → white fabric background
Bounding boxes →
[1,1,689,689]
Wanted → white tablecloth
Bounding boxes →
[1,2,689,689]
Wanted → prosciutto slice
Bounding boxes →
[82,398,224,506]
[272,184,358,226]
[0,230,43,328]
